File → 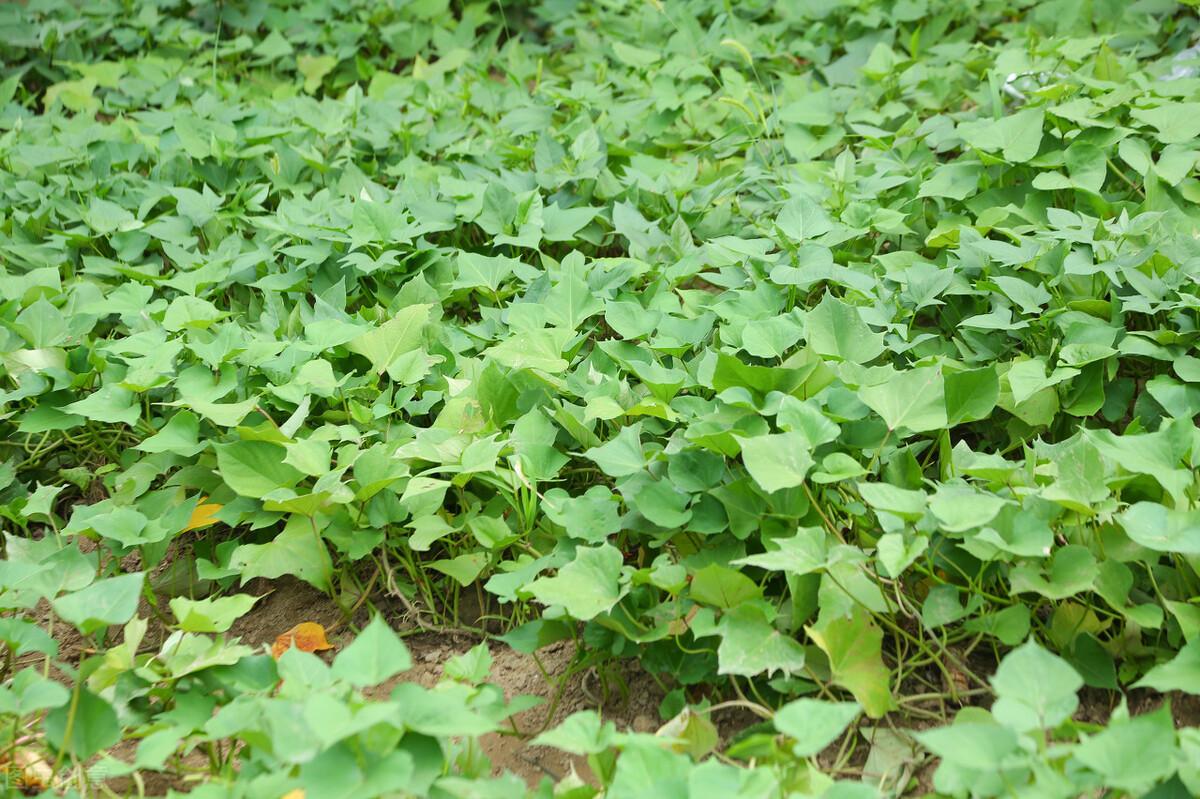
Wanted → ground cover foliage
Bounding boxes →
[1,0,1200,795]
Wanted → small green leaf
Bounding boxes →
[774,698,861,757]
[1133,641,1200,695]
[169,594,262,633]
[690,564,762,609]
[297,54,338,93]
[584,423,645,477]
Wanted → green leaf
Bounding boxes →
[527,544,625,620]
[805,294,884,363]
[169,594,262,633]
[542,486,621,543]
[735,432,815,493]
[454,252,521,292]
[428,552,488,587]
[690,564,762,609]
[733,527,829,575]
[531,711,617,755]
[944,367,998,425]
[710,352,815,397]
[717,604,807,678]
[52,572,145,635]
[876,532,927,579]
[84,198,139,234]
[297,54,338,93]
[1073,706,1177,793]
[1130,103,1200,145]
[61,385,141,425]
[136,412,205,456]
[331,615,412,687]
[774,699,861,757]
[917,162,981,200]
[214,441,305,499]
[858,367,946,433]
[1119,502,1200,554]
[21,483,65,520]
[345,304,432,379]
[390,682,498,737]
[1133,641,1200,694]
[45,688,121,760]
[807,608,895,718]
[228,517,333,592]
[484,328,572,373]
[990,641,1082,731]
[957,107,1044,162]
[917,721,1019,771]
[584,423,645,477]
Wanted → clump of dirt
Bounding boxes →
[229,576,348,651]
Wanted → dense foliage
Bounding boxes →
[1,0,1200,796]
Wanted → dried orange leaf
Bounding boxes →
[185,498,222,531]
[272,621,334,659]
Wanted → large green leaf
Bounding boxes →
[52,572,145,635]
[717,604,807,677]
[990,641,1082,731]
[735,432,815,493]
[527,544,626,620]
[1133,641,1200,695]
[331,615,413,687]
[345,304,432,378]
[1119,503,1200,554]
[228,517,333,591]
[215,441,305,499]
[957,107,1044,162]
[858,367,946,433]
[805,294,884,364]
[45,688,121,760]
[807,609,895,718]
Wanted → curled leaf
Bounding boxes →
[184,498,222,531]
[272,622,334,659]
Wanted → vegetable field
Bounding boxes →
[2,0,1200,796]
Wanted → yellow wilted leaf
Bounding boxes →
[272,622,334,659]
[281,791,305,799]
[4,747,54,793]
[185,498,222,531]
